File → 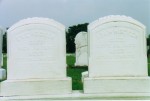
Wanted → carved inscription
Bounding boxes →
[93,27,139,60]
[12,30,58,62]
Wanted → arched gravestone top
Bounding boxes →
[88,15,145,31]
[75,31,87,48]
[8,17,65,32]
[0,18,72,96]
[88,15,147,77]
[7,17,67,79]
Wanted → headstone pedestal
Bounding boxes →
[0,18,72,96]
[83,15,150,94]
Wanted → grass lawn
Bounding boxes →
[148,60,150,76]
[1,54,150,90]
[2,54,7,70]
[66,55,88,90]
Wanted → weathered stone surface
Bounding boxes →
[75,32,88,66]
[0,68,6,80]
[88,15,147,77]
[0,17,71,96]
[7,18,67,79]
[83,15,150,94]
[84,77,150,93]
[0,90,150,100]
[0,78,72,96]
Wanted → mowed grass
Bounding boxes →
[148,58,150,76]
[2,54,7,70]
[66,55,88,90]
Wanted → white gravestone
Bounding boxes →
[83,15,150,94]
[0,27,6,80]
[0,18,72,96]
[75,32,88,66]
[1,54,3,66]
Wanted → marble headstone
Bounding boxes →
[0,27,6,80]
[83,15,150,94]
[0,17,72,96]
[75,32,88,66]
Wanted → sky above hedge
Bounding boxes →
[0,0,149,33]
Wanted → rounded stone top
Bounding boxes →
[75,31,88,46]
[75,31,87,40]
[8,17,65,32]
[88,15,146,30]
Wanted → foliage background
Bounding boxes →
[66,23,88,53]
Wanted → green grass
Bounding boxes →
[149,65,150,76]
[66,55,76,66]
[2,54,7,70]
[67,66,88,90]
[148,58,150,76]
[66,54,88,90]
[146,59,150,75]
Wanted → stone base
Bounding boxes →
[0,68,6,80]
[75,63,88,67]
[0,90,150,100]
[83,77,150,94]
[81,71,88,82]
[0,77,72,96]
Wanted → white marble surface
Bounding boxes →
[7,17,67,79]
[0,90,150,100]
[88,15,147,77]
[84,77,150,93]
[83,15,150,94]
[0,68,6,80]
[75,32,88,66]
[1,78,72,96]
[0,17,71,96]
